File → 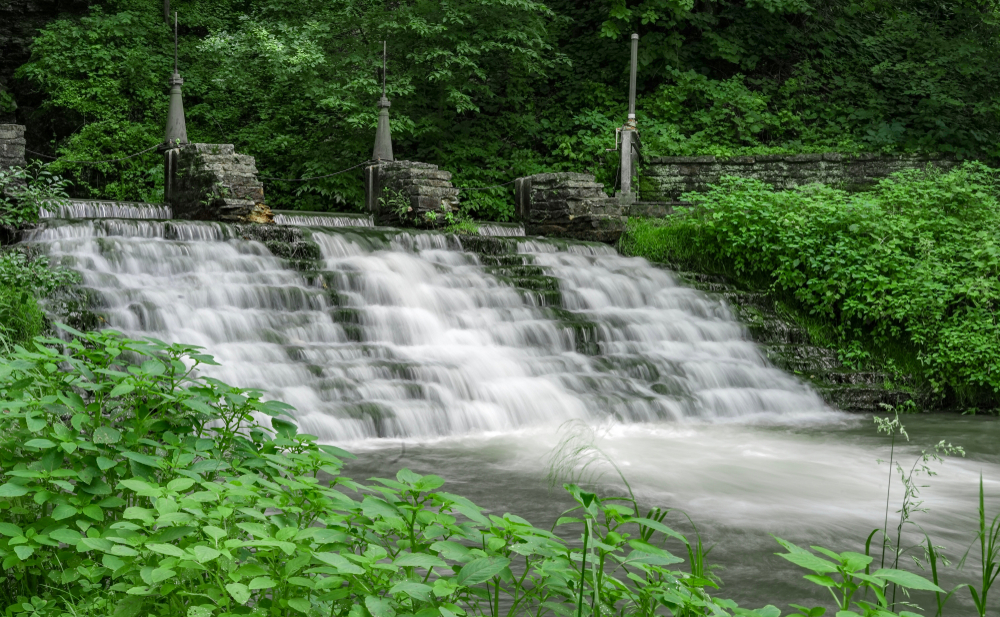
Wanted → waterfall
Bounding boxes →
[28,209,826,442]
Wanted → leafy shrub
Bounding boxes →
[0,326,781,617]
[620,163,1000,404]
[0,286,44,353]
[0,250,78,351]
[0,162,71,230]
[0,327,958,616]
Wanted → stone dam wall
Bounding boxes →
[639,153,961,201]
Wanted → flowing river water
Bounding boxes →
[27,204,1000,615]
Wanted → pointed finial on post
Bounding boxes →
[373,40,393,162]
[164,11,188,148]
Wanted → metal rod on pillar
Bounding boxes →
[620,33,639,196]
[162,11,189,204]
[373,41,393,162]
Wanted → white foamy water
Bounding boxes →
[41,200,172,220]
[29,217,827,442]
[273,211,374,228]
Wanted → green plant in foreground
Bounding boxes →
[0,162,70,229]
[958,476,1000,617]
[0,326,790,617]
[776,538,942,617]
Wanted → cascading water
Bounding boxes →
[28,205,826,442]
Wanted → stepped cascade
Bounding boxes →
[27,201,827,442]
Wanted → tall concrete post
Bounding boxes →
[620,33,639,197]
[372,42,393,162]
[162,12,188,204]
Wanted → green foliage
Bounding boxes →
[0,250,78,352]
[0,286,44,354]
[775,537,940,617]
[15,1,1000,217]
[620,163,1000,404]
[0,327,794,617]
[0,162,71,229]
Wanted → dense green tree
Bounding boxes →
[11,0,1000,217]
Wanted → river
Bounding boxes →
[28,204,999,615]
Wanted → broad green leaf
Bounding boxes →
[871,569,944,592]
[394,552,448,569]
[49,528,82,544]
[192,545,221,563]
[110,382,135,397]
[0,482,29,497]
[456,556,511,586]
[365,596,395,617]
[13,545,33,560]
[150,568,176,583]
[314,552,365,574]
[288,598,311,614]
[146,543,186,558]
[24,439,56,449]
[93,426,122,444]
[226,583,251,604]
[776,550,838,574]
[249,576,276,590]
[0,523,22,536]
[389,581,433,602]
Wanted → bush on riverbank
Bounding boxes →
[619,163,1000,410]
[0,327,955,617]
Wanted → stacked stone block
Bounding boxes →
[514,172,626,243]
[0,124,25,170]
[167,143,272,223]
[641,153,961,200]
[366,161,460,227]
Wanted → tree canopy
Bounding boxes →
[12,0,1000,218]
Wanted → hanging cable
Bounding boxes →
[24,145,161,165]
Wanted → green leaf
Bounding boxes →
[365,596,395,617]
[389,581,433,602]
[314,552,365,574]
[394,552,448,569]
[777,550,838,574]
[97,456,118,470]
[871,569,944,592]
[24,438,56,449]
[288,598,311,613]
[0,522,22,536]
[248,576,276,590]
[0,483,28,497]
[93,426,122,444]
[82,504,104,520]
[146,543,186,558]
[49,528,82,544]
[13,545,33,560]
[192,545,221,563]
[110,382,135,397]
[150,568,176,583]
[456,556,511,586]
[226,583,251,604]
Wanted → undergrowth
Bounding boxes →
[0,328,963,617]
[619,163,1000,412]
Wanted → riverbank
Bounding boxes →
[619,163,1000,414]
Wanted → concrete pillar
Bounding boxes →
[0,124,26,171]
[373,96,393,162]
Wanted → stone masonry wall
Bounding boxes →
[366,161,460,227]
[168,143,272,224]
[514,172,626,243]
[640,153,961,200]
[0,124,26,170]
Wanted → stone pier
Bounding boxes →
[166,143,272,223]
[366,161,460,227]
[0,124,25,171]
[514,172,626,243]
